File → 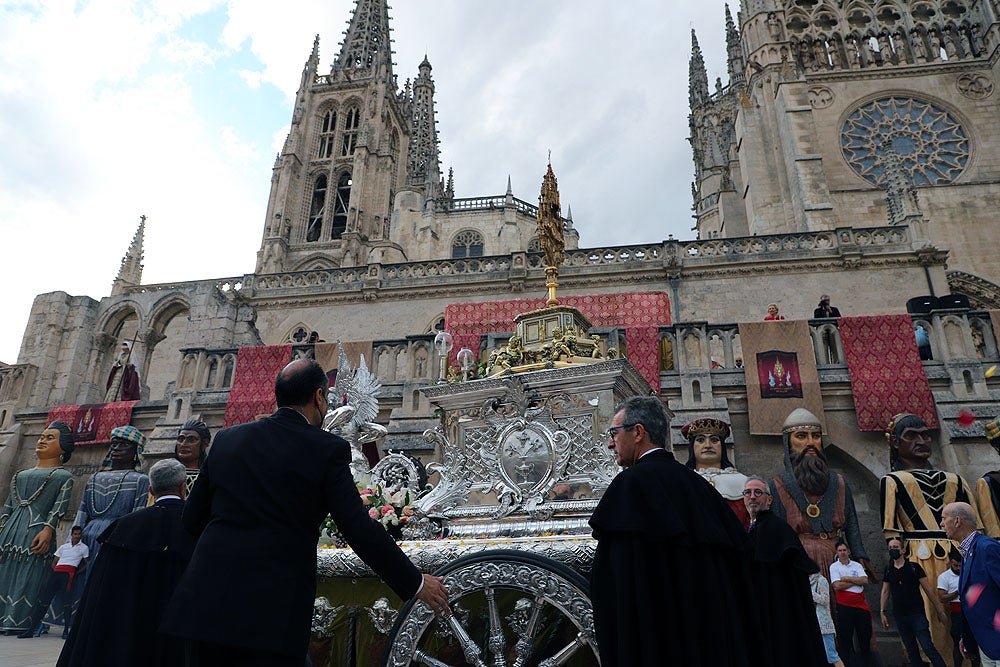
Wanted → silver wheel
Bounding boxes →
[383,550,599,667]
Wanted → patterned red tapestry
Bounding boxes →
[839,314,938,431]
[223,344,294,428]
[445,292,670,391]
[47,401,138,446]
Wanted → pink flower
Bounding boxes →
[381,505,395,516]
[361,495,371,506]
[368,508,379,520]
[402,506,415,517]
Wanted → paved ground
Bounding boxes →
[0,632,65,666]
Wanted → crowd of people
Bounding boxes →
[1,348,999,666]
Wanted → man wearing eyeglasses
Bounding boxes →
[743,476,829,666]
[588,396,764,666]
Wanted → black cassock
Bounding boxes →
[589,449,764,666]
[748,509,828,667]
[57,498,195,667]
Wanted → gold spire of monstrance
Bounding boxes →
[537,160,564,306]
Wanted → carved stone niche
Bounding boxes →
[416,359,653,538]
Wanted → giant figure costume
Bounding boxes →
[74,425,150,568]
[57,495,195,667]
[589,447,762,666]
[881,412,981,667]
[769,408,870,582]
[681,417,750,529]
[0,421,75,632]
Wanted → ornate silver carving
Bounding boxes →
[370,451,425,495]
[363,597,399,635]
[311,597,343,639]
[317,535,596,579]
[322,343,384,482]
[384,556,599,667]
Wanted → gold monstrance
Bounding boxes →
[484,160,613,376]
[537,161,565,307]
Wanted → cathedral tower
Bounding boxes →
[692,0,1000,288]
[257,0,419,273]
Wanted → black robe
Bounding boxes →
[747,509,828,667]
[57,497,195,667]
[589,449,764,666]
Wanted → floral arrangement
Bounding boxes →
[323,482,415,542]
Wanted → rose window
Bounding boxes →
[841,96,969,186]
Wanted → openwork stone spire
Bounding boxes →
[112,215,145,295]
[725,5,745,87]
[407,56,441,194]
[333,0,394,83]
[689,30,710,108]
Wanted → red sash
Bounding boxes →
[54,564,77,591]
[834,589,870,611]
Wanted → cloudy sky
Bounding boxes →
[0,0,730,363]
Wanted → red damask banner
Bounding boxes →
[223,344,294,428]
[47,401,137,446]
[839,314,938,431]
[445,292,670,391]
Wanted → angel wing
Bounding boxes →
[347,354,380,427]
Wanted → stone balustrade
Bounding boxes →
[659,309,999,374]
[244,225,919,296]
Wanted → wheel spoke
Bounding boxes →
[413,648,454,667]
[537,632,587,667]
[511,595,545,667]
[441,610,487,667]
[485,587,507,667]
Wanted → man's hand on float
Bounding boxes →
[416,574,451,617]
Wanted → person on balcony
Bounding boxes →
[765,303,786,320]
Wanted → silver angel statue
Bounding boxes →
[322,343,386,482]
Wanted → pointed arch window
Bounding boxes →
[452,230,484,258]
[342,107,361,157]
[306,175,328,242]
[332,173,351,239]
[318,110,337,159]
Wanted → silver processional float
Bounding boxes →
[313,164,650,667]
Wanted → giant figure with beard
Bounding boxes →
[769,408,874,585]
[881,412,981,666]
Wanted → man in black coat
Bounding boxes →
[589,396,764,666]
[160,359,449,666]
[57,458,195,667]
[744,475,828,667]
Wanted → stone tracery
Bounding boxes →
[840,96,970,186]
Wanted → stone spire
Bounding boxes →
[407,55,442,195]
[332,0,394,84]
[444,167,455,200]
[725,5,745,87]
[112,216,145,295]
[689,30,710,108]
